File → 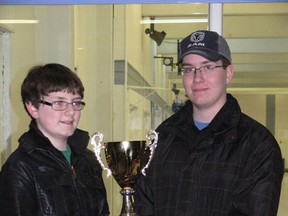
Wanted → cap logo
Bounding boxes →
[186,31,206,49]
[190,32,205,42]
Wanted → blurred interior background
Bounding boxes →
[0,1,287,215]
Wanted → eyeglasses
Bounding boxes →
[180,65,225,76]
[39,100,86,111]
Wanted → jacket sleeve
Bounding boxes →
[134,131,176,216]
[0,161,37,216]
[134,174,155,216]
[133,132,161,216]
[231,132,284,216]
[84,150,110,216]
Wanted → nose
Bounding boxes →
[65,103,75,114]
[193,69,203,82]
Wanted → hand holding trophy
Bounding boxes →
[91,130,158,216]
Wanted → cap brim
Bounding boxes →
[177,49,223,65]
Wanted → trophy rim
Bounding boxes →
[104,140,147,144]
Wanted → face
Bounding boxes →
[25,91,83,148]
[182,54,234,111]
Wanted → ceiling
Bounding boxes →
[141,3,288,96]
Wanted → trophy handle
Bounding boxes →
[141,130,158,176]
[91,132,112,178]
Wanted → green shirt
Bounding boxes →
[61,145,72,164]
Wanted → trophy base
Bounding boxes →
[119,187,138,216]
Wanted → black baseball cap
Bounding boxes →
[177,30,232,65]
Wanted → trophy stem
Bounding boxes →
[119,187,138,216]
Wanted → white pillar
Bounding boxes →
[209,3,223,35]
[0,31,12,165]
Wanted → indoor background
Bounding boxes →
[0,2,287,215]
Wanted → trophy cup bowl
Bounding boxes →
[91,130,158,216]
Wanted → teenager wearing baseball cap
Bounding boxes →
[134,30,283,216]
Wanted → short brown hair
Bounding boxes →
[21,63,84,109]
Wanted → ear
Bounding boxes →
[25,102,39,119]
[225,64,234,84]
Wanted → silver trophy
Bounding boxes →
[91,130,158,216]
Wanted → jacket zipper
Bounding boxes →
[71,165,77,178]
[71,160,87,215]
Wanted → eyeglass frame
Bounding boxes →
[39,100,86,111]
[180,65,226,76]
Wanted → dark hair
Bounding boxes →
[21,63,84,108]
[221,58,231,69]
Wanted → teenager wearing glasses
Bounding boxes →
[0,63,109,216]
[134,30,284,216]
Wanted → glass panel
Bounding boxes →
[223,3,288,166]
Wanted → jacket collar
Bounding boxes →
[208,94,241,134]
[157,94,241,152]
[158,94,241,137]
[18,120,90,155]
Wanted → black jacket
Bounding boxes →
[0,121,109,216]
[134,94,284,216]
